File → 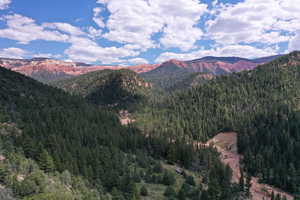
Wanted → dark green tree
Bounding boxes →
[37,150,55,173]
[140,185,148,196]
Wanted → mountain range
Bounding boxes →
[0,55,281,83]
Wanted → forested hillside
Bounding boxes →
[0,67,241,200]
[169,72,214,91]
[136,51,300,197]
[53,69,152,110]
[141,61,193,90]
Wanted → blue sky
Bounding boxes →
[0,0,299,65]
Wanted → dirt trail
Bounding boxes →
[207,132,294,200]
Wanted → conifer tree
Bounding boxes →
[140,185,148,196]
[239,168,244,191]
[37,150,55,173]
[245,173,252,197]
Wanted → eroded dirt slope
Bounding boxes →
[207,132,294,200]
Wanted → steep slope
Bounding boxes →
[53,69,152,110]
[136,51,300,198]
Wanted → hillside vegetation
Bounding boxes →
[141,63,193,90]
[53,69,152,110]
[136,51,300,197]
[0,67,240,200]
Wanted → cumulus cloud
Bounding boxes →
[0,0,11,10]
[88,26,102,38]
[65,36,139,64]
[206,0,299,45]
[43,22,85,36]
[289,30,300,51]
[0,13,141,64]
[127,57,149,65]
[155,45,278,63]
[32,53,62,59]
[1,0,298,65]
[0,14,69,44]
[0,47,28,58]
[98,0,207,51]
[93,7,105,28]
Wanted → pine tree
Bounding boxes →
[245,173,252,197]
[271,191,275,200]
[239,168,244,191]
[178,188,186,200]
[0,165,8,184]
[162,171,176,185]
[37,150,55,173]
[112,187,125,200]
[185,175,196,186]
[275,194,282,200]
[140,185,148,196]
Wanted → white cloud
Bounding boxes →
[127,57,149,65]
[0,14,69,44]
[289,30,300,51]
[43,22,85,36]
[97,0,109,4]
[0,0,11,10]
[88,26,102,38]
[0,13,143,64]
[65,36,139,64]
[0,47,28,58]
[207,0,300,45]
[32,53,62,59]
[155,45,278,63]
[99,0,207,51]
[93,7,105,28]
[0,48,63,60]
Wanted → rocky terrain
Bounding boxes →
[0,57,158,82]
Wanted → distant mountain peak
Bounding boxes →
[31,57,51,61]
[188,56,251,64]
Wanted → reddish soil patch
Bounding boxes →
[119,110,135,125]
